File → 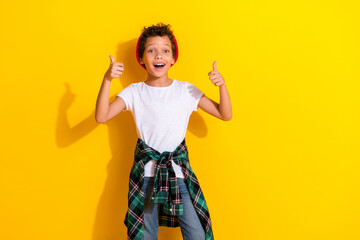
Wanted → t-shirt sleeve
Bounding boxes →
[116,84,133,111]
[185,82,204,112]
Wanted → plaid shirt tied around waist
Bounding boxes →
[124,138,214,240]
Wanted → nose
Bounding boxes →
[156,53,163,59]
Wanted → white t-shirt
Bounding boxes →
[117,80,204,178]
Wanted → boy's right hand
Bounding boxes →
[104,55,124,81]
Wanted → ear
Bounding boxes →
[140,58,144,64]
[171,58,175,65]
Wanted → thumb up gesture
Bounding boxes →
[104,55,124,81]
[208,61,225,86]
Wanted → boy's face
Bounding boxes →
[140,36,175,77]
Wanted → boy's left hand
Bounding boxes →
[208,61,225,86]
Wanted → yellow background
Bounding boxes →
[1,0,359,239]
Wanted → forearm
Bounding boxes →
[95,76,112,123]
[219,83,232,121]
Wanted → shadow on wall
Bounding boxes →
[55,38,208,240]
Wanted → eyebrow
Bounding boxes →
[147,43,170,47]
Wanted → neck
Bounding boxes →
[145,75,173,87]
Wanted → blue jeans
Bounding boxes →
[141,177,205,240]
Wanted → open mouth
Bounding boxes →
[154,63,165,69]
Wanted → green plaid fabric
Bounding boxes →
[124,138,214,240]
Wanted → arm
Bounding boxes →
[198,61,232,121]
[95,55,126,123]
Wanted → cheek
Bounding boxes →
[143,55,151,63]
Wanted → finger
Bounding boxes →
[209,73,221,79]
[213,80,224,86]
[212,77,223,84]
[111,73,121,79]
[109,55,115,65]
[113,66,124,72]
[212,79,221,84]
[113,62,124,67]
[115,69,124,74]
[208,71,216,76]
[212,61,218,72]
[209,73,220,80]
[114,69,124,74]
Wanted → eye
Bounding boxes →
[147,49,155,53]
[164,49,170,53]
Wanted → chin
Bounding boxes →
[150,70,169,77]
[150,74,167,78]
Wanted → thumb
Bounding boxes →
[109,55,115,65]
[213,61,218,72]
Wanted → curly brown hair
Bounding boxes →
[137,23,177,62]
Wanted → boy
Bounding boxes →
[95,23,232,240]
